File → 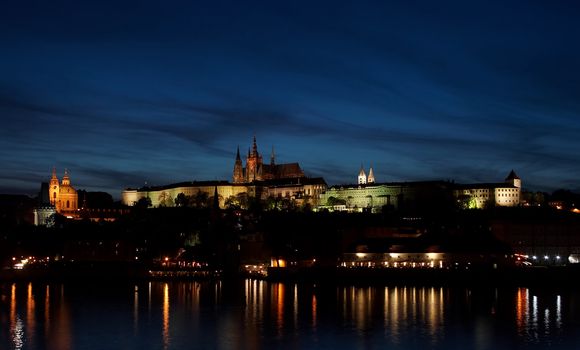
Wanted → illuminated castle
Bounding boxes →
[233,136,305,183]
[123,137,326,208]
[49,168,78,215]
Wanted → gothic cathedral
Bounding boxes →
[233,137,305,183]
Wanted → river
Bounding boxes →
[1,280,579,349]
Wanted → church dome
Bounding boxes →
[59,184,76,194]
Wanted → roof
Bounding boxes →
[454,183,518,190]
[256,177,327,187]
[328,180,453,190]
[126,177,326,192]
[505,170,520,180]
[128,180,235,191]
[261,163,305,178]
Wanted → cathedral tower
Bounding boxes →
[245,136,263,182]
[233,146,244,183]
[270,146,275,166]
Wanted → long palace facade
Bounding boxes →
[121,137,521,212]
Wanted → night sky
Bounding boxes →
[2,1,580,199]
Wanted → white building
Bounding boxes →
[454,170,522,209]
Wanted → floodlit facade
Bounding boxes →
[454,170,522,209]
[318,168,522,212]
[49,168,78,216]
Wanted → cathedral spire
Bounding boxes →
[252,135,258,156]
[51,166,57,179]
[270,145,275,166]
[233,146,244,183]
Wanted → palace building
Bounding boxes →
[122,137,325,208]
[318,168,522,213]
[454,170,522,209]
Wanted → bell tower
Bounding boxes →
[358,164,367,185]
[505,170,521,188]
[367,166,375,184]
[49,167,59,206]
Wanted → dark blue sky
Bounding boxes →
[2,0,580,198]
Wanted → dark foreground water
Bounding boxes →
[1,280,579,349]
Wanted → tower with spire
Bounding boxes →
[357,164,376,185]
[233,146,244,183]
[505,169,521,188]
[358,164,367,185]
[49,167,59,206]
[367,166,375,184]
[245,135,263,182]
[270,146,275,167]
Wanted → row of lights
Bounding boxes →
[341,261,445,268]
[531,255,561,260]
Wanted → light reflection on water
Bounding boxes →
[1,281,579,349]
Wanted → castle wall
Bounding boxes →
[320,185,402,212]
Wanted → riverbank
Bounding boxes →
[266,265,580,287]
[2,263,580,287]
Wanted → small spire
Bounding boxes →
[270,145,275,165]
[51,166,57,179]
[506,169,520,180]
[252,135,258,155]
[368,165,375,184]
[236,146,241,160]
[358,163,366,177]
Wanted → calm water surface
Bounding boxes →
[1,280,579,349]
